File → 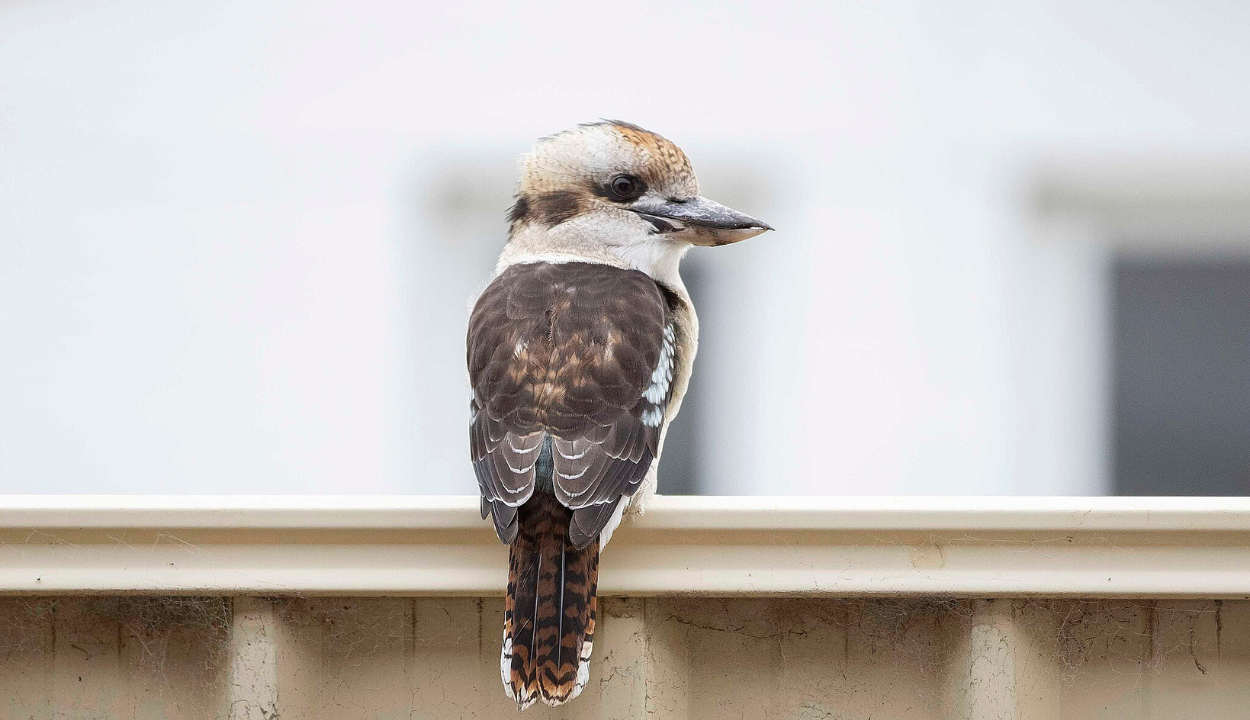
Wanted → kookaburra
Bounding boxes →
[467,120,770,709]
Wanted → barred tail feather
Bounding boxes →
[502,492,600,709]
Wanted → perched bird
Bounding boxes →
[467,121,770,709]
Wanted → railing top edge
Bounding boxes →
[0,495,1247,596]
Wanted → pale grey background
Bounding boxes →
[3,0,1250,495]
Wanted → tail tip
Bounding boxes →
[500,633,592,710]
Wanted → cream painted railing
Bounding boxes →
[0,496,1247,719]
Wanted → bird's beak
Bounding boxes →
[630,195,772,246]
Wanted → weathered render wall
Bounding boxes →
[1,596,1247,720]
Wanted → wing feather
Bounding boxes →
[468,262,679,545]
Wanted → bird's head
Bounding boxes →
[507,121,771,257]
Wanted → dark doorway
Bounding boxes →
[1112,257,1250,495]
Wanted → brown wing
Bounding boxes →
[468,261,676,547]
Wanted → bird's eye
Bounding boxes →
[608,174,644,201]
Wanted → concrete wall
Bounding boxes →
[1,596,1247,719]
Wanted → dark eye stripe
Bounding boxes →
[595,174,646,202]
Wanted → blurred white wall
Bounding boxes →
[2,0,1249,494]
